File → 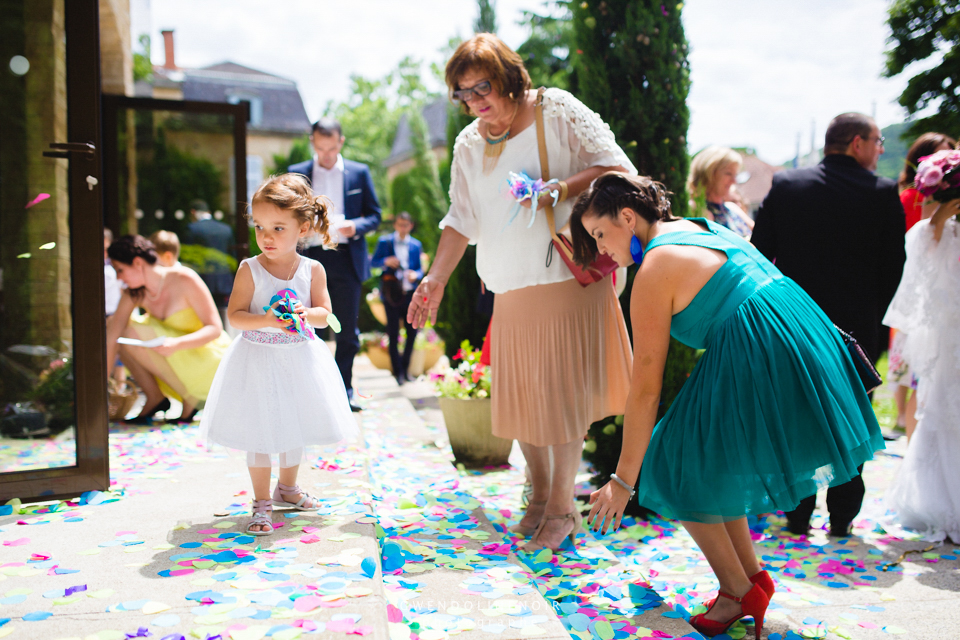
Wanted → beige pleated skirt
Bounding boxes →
[491,276,633,446]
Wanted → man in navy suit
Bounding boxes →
[371,212,423,385]
[289,118,382,411]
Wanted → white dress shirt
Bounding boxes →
[306,154,347,247]
[392,232,419,293]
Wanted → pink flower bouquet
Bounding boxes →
[915,149,960,202]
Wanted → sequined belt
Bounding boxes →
[241,330,310,345]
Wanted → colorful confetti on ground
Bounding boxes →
[1,386,958,640]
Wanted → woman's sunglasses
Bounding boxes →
[452,80,493,103]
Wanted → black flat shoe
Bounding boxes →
[349,401,363,413]
[124,398,171,424]
[172,408,199,424]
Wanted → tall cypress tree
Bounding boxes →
[474,0,498,34]
[573,2,699,497]
[571,0,691,216]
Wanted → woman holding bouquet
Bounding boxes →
[884,148,960,543]
[889,133,956,437]
[407,34,635,552]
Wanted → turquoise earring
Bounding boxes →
[630,235,644,265]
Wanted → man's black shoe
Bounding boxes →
[785,519,810,536]
[829,521,853,537]
[349,401,363,413]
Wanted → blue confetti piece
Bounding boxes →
[0,506,12,516]
[22,611,53,622]
[0,619,9,628]
[151,614,181,627]
[179,542,202,549]
[54,568,80,575]
[661,611,686,618]
[361,556,377,578]
[822,581,850,589]
[0,596,26,605]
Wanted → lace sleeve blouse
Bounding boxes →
[440,88,637,294]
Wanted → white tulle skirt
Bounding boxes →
[200,330,358,454]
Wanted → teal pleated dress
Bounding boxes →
[633,220,884,523]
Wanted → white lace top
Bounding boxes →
[440,88,636,293]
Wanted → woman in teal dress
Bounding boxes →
[570,173,883,639]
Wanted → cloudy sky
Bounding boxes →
[133,0,913,164]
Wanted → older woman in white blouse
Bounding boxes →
[407,34,635,552]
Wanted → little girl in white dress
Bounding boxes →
[200,174,357,535]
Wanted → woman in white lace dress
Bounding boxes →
[883,197,960,542]
[407,34,635,552]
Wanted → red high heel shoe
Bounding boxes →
[689,582,769,639]
[751,570,776,599]
[703,569,775,610]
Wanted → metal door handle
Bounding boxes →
[43,142,96,159]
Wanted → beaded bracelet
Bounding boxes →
[610,473,636,497]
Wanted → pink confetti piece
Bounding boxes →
[387,604,403,623]
[349,626,373,636]
[3,537,29,546]
[300,535,321,544]
[327,619,357,632]
[25,193,50,209]
[294,595,323,612]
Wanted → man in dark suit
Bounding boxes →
[289,118,382,411]
[371,212,423,385]
[752,112,905,537]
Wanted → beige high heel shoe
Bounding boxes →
[520,510,582,552]
[508,500,547,537]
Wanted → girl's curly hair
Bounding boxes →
[251,174,335,249]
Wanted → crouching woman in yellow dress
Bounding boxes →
[106,235,231,423]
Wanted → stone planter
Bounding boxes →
[422,344,443,372]
[365,345,392,371]
[364,343,444,378]
[367,296,387,326]
[438,397,512,468]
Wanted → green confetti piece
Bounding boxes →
[533,548,553,563]
[594,621,615,640]
[327,313,341,333]
[883,627,907,635]
[39,242,56,250]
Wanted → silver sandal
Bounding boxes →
[246,499,274,536]
[271,482,320,511]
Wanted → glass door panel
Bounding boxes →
[0,0,79,473]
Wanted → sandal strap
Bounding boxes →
[716,590,742,604]
[542,512,576,521]
[276,484,316,509]
[252,499,273,512]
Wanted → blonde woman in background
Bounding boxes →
[688,146,754,238]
